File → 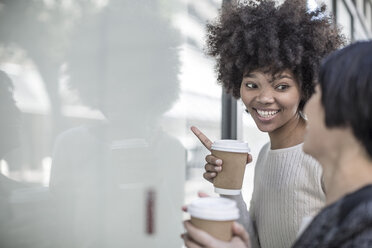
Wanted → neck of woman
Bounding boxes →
[319,133,372,206]
[269,114,306,150]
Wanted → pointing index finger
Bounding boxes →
[190,126,213,151]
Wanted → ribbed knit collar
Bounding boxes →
[268,142,303,154]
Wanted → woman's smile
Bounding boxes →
[254,108,281,120]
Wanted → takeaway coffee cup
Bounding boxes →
[211,140,250,195]
[187,197,239,241]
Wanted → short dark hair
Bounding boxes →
[206,0,345,110]
[319,41,372,157]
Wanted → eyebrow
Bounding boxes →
[243,72,257,78]
[277,75,293,80]
[242,73,293,81]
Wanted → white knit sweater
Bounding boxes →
[225,142,325,248]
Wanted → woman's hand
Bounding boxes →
[182,220,251,248]
[190,126,252,183]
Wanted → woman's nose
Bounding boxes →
[257,89,275,104]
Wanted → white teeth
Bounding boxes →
[257,109,279,118]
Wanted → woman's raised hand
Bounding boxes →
[190,126,252,183]
[190,126,221,183]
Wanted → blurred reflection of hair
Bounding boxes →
[68,1,180,123]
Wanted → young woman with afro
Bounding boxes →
[183,0,345,247]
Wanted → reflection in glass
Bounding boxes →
[0,0,185,247]
[49,1,184,247]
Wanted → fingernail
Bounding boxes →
[216,159,222,165]
[216,166,222,172]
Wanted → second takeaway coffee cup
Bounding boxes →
[188,197,239,241]
[211,140,250,195]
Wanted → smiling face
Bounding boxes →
[240,69,302,134]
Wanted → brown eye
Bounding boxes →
[245,82,257,89]
[276,84,289,91]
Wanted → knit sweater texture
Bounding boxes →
[226,142,325,248]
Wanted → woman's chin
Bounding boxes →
[256,125,275,133]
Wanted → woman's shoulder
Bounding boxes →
[257,142,309,161]
[257,142,270,155]
[267,143,320,164]
[255,142,271,163]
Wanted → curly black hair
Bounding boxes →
[206,0,345,110]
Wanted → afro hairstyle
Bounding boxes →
[206,0,345,110]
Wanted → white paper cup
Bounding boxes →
[211,140,250,195]
[188,197,239,241]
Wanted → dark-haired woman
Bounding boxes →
[293,40,372,248]
[183,1,344,247]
